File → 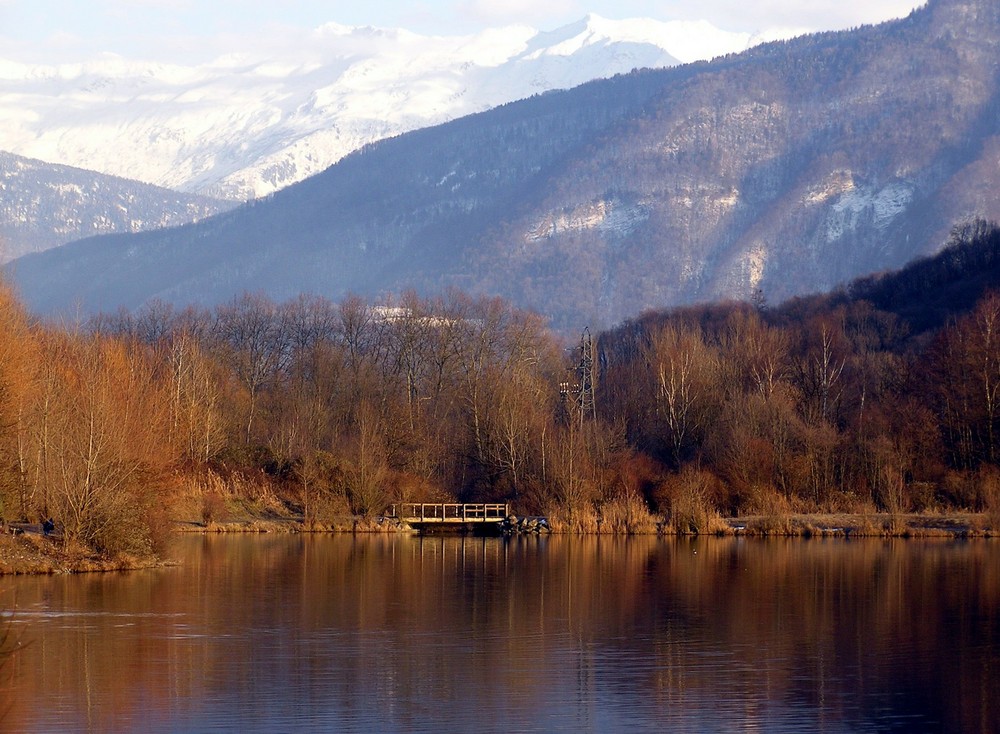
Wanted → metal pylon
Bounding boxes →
[560,328,597,426]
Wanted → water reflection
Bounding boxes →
[1,535,997,732]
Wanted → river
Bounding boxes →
[0,534,997,732]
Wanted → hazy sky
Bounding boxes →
[0,0,928,62]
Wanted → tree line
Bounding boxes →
[4,226,1000,557]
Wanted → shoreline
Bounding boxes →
[722,512,997,538]
[1,511,994,575]
[0,531,170,575]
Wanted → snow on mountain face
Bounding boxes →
[0,15,792,201]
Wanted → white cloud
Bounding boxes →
[649,0,925,32]
[456,0,580,27]
[0,0,929,64]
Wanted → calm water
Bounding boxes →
[0,534,997,733]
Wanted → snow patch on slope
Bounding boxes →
[825,181,914,241]
[526,198,650,242]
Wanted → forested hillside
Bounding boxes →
[598,221,1000,521]
[0,151,231,261]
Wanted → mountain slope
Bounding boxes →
[11,0,998,331]
[0,151,232,261]
[481,0,1000,325]
[0,16,785,201]
[8,70,675,313]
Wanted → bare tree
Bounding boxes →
[794,316,848,426]
[346,401,388,517]
[646,324,718,466]
[213,293,290,444]
[722,308,788,399]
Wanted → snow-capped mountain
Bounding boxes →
[0,15,797,201]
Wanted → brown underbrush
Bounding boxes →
[200,520,297,533]
[725,511,993,538]
[545,505,600,533]
[598,493,659,534]
[0,532,165,575]
[656,468,727,535]
[980,467,1000,532]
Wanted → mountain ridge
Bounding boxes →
[0,15,791,201]
[13,0,998,332]
[0,150,232,262]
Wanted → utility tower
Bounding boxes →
[560,328,597,427]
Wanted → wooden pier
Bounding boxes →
[384,503,510,529]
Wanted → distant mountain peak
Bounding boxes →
[0,15,786,201]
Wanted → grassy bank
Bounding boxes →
[2,510,996,575]
[0,531,168,575]
[179,509,1000,539]
[719,512,999,538]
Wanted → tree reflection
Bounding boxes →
[2,536,997,732]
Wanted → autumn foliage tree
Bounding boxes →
[0,282,39,520]
[29,334,175,555]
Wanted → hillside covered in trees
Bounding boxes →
[4,222,1000,561]
[0,151,232,262]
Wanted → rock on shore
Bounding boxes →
[500,515,551,535]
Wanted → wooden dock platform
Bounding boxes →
[385,503,510,527]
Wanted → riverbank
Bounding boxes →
[183,510,998,538]
[723,512,998,538]
[0,531,167,575]
[173,516,405,534]
[0,511,995,574]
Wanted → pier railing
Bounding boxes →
[385,503,510,524]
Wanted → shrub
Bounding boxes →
[201,489,227,525]
[745,486,793,535]
[546,503,599,533]
[661,468,723,534]
[978,467,1000,531]
[599,492,657,534]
